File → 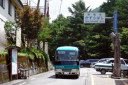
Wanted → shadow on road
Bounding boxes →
[48,75,79,80]
[115,80,125,85]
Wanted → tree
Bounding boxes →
[120,27,128,58]
[17,6,42,48]
[49,0,91,59]
[4,21,19,44]
[68,0,91,58]
[114,0,128,31]
[37,18,51,50]
[86,0,116,59]
[49,14,71,56]
[49,0,128,60]
[38,18,51,42]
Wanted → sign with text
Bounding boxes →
[12,49,17,75]
[84,12,105,23]
[114,10,117,31]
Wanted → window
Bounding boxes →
[121,60,125,65]
[107,60,114,64]
[8,0,12,16]
[0,0,5,8]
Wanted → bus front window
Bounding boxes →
[56,51,77,61]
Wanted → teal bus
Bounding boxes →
[54,46,80,78]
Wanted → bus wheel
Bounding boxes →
[55,74,59,78]
[101,69,106,75]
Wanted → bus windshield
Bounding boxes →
[56,50,78,61]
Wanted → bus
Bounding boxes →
[54,46,80,78]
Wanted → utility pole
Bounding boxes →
[44,0,48,18]
[110,10,121,78]
[37,0,40,7]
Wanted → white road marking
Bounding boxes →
[106,75,109,78]
[91,75,94,85]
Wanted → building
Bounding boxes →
[0,0,23,51]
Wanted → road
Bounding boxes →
[3,68,124,85]
[16,68,99,85]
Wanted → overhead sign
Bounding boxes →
[84,12,105,23]
[114,10,117,31]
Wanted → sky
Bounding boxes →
[30,0,107,22]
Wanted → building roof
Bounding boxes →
[6,46,21,51]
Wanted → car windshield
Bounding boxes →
[107,60,125,64]
[98,59,107,63]
[80,60,84,64]
[85,59,99,63]
[124,59,128,64]
[107,60,114,64]
[56,50,78,61]
[90,59,99,62]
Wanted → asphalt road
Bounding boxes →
[3,68,117,85]
[13,68,98,85]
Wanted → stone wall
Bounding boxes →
[0,54,46,84]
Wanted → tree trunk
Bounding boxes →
[110,32,121,78]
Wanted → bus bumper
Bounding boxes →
[55,69,80,75]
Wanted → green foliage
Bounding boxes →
[120,27,128,58]
[49,0,91,59]
[20,47,49,61]
[29,47,45,59]
[114,0,128,30]
[42,51,50,62]
[0,52,7,56]
[38,18,51,42]
[17,6,43,48]
[4,21,19,44]
[49,0,128,59]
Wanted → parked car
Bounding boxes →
[92,58,112,68]
[80,60,85,65]
[124,59,128,64]
[80,59,99,67]
[97,58,112,63]
[95,58,128,74]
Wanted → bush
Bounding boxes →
[20,47,50,61]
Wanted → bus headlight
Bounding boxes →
[55,69,62,72]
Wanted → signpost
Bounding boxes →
[6,46,21,80]
[84,10,121,78]
[114,10,117,32]
[84,12,105,23]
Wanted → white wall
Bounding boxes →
[0,0,15,22]
[0,0,18,51]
